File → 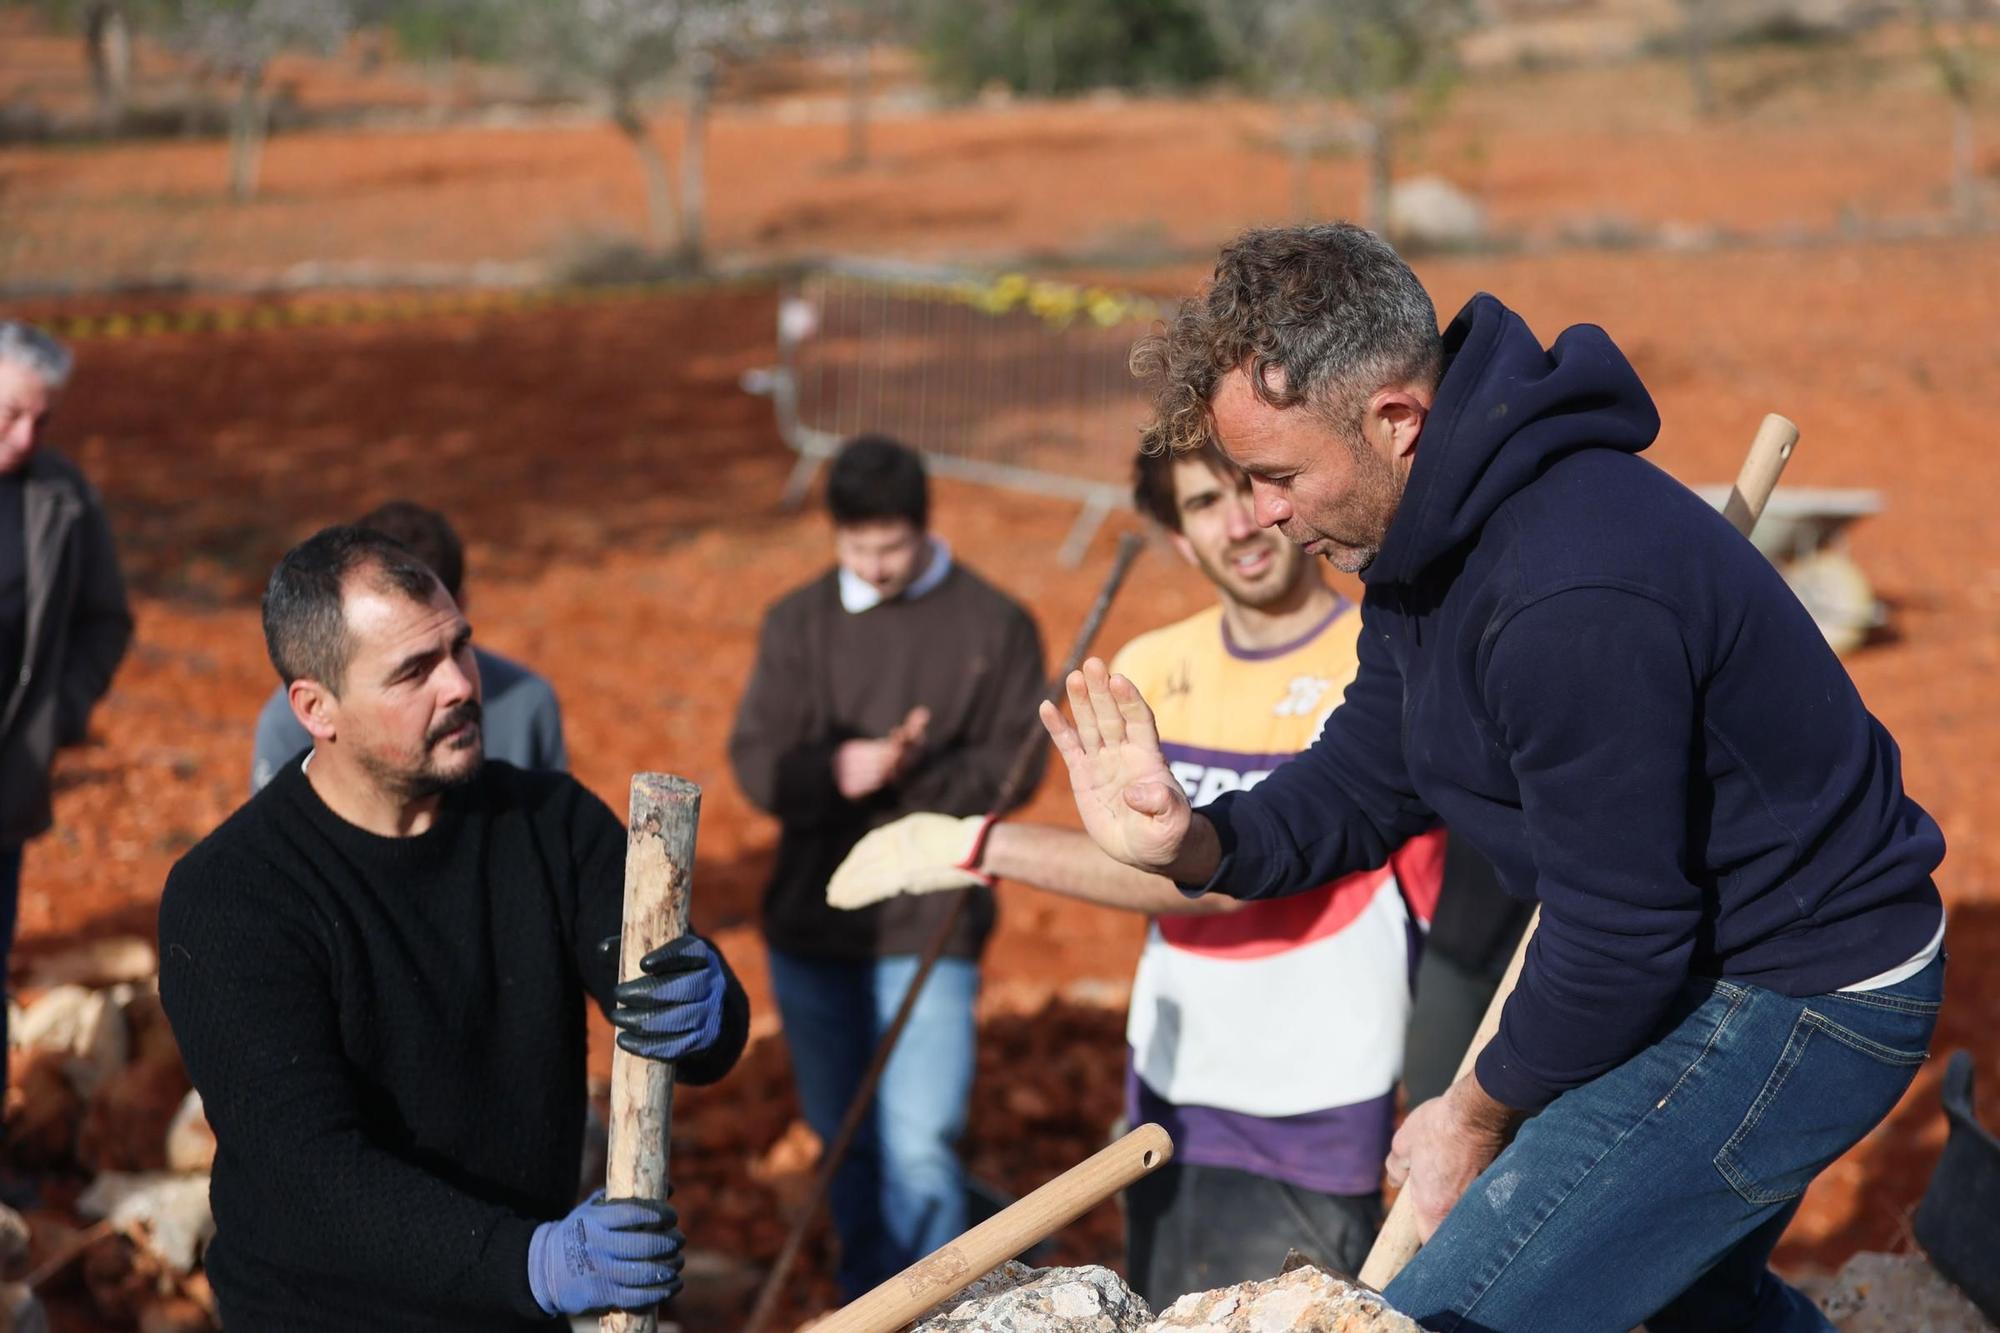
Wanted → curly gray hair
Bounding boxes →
[0,321,74,389]
[1131,223,1441,454]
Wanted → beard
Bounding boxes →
[1286,431,1406,574]
[362,700,485,801]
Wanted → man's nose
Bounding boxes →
[1251,484,1290,529]
[437,655,476,706]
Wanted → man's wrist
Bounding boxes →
[1164,814,1222,886]
[1449,1070,1528,1144]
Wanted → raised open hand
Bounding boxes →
[1037,657,1191,875]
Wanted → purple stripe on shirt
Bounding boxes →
[1126,1065,1393,1198]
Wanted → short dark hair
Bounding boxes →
[826,434,929,529]
[356,500,465,601]
[1131,222,1442,455]
[1132,427,1247,534]
[263,525,443,691]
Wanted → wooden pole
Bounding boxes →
[811,1125,1175,1333]
[1357,413,1801,1291]
[601,773,701,1333]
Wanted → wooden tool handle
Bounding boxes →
[1357,412,1800,1293]
[811,1124,1175,1333]
[602,773,701,1333]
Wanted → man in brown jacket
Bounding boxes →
[729,434,1045,1298]
[0,321,132,1075]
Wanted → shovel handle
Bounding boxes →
[810,1124,1174,1333]
[1357,412,1800,1292]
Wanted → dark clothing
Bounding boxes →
[1124,1159,1381,1309]
[1197,294,1945,1112]
[0,471,24,702]
[157,760,749,1332]
[1403,840,1536,1105]
[0,449,131,844]
[729,563,1046,962]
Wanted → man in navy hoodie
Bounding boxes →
[1043,224,1945,1333]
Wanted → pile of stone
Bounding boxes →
[3,936,215,1332]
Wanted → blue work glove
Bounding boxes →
[526,1191,683,1316]
[607,935,727,1063]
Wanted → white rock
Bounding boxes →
[164,1091,216,1175]
[12,985,128,1098]
[1806,1250,1996,1332]
[1145,1266,1419,1332]
[1385,176,1485,250]
[77,1172,214,1274]
[18,937,158,990]
[912,1262,1152,1332]
[0,1282,49,1333]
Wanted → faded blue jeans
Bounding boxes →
[767,948,978,1300]
[1386,953,1945,1333]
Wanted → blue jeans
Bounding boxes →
[767,948,978,1300]
[1386,953,1945,1333]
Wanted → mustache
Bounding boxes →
[426,700,483,745]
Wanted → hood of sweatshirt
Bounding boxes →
[1364,293,1662,588]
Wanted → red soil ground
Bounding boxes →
[3,14,1998,1325]
[6,230,1997,1324]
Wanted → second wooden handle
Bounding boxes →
[812,1123,1175,1333]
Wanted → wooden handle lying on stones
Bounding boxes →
[812,1123,1175,1333]
[1358,412,1800,1292]
[601,773,700,1333]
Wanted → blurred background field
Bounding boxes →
[1,0,1997,1327]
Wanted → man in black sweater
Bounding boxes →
[160,526,749,1331]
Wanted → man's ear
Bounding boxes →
[1168,531,1200,569]
[288,678,338,742]
[1368,389,1430,465]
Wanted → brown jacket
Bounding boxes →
[1,449,131,845]
[730,562,1045,961]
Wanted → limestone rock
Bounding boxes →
[80,1052,194,1173]
[1806,1251,1996,1333]
[77,1172,214,1274]
[912,1262,1152,1332]
[1385,176,1485,251]
[164,1092,216,1175]
[1145,1267,1420,1332]
[0,1206,29,1277]
[18,937,158,991]
[12,985,129,1099]
[0,1282,49,1333]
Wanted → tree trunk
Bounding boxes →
[1683,0,1717,119]
[678,52,716,269]
[1952,99,1979,226]
[84,3,132,133]
[1364,93,1394,238]
[228,65,267,202]
[842,40,870,170]
[612,99,679,254]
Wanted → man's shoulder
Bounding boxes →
[21,449,105,510]
[1113,605,1223,677]
[163,778,307,913]
[938,561,1036,628]
[762,570,840,626]
[473,760,608,832]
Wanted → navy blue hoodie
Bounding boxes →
[1197,294,1945,1111]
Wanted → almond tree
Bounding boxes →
[1203,0,1472,234]
[170,0,355,199]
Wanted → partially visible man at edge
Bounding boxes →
[0,321,131,1096]
[161,526,747,1329]
[1043,223,1945,1333]
[251,499,565,793]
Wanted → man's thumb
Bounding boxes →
[1123,781,1177,818]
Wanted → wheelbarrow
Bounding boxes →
[1693,485,1885,655]
[1914,1051,2000,1323]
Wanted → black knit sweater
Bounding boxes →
[157,759,748,1330]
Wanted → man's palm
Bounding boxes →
[1039,659,1191,873]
